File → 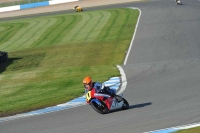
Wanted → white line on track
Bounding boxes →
[124,7,142,65]
[117,7,141,95]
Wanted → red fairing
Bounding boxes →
[90,88,114,110]
[105,97,113,110]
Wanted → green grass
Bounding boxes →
[174,126,200,133]
[0,8,139,117]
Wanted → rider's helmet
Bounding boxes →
[83,76,92,90]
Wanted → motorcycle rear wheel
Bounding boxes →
[122,98,129,110]
[90,101,109,114]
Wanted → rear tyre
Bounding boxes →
[122,98,129,110]
[90,101,109,114]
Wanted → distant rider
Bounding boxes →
[83,76,122,103]
[74,5,79,10]
[175,0,181,4]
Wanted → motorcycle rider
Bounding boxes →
[175,0,182,4]
[83,76,122,102]
[74,5,79,10]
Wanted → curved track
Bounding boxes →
[1,0,200,133]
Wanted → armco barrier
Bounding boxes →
[49,0,78,5]
[20,1,49,9]
[0,5,20,12]
[0,0,79,13]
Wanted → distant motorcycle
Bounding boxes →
[73,6,83,12]
[85,89,129,114]
[176,0,182,5]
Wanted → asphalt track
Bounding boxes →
[1,0,200,133]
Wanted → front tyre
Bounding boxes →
[90,101,109,114]
[122,98,129,110]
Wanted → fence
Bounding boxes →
[0,0,50,7]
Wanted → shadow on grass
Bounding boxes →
[0,57,21,74]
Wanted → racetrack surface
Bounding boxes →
[1,0,200,133]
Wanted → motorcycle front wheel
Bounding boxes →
[122,98,129,110]
[90,101,109,114]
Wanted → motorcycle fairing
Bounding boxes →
[86,88,124,111]
[109,98,124,111]
[90,99,102,106]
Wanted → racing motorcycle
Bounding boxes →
[176,0,182,5]
[85,89,129,114]
[73,6,83,12]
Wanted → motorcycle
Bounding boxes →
[85,89,129,114]
[176,0,182,5]
[73,6,83,12]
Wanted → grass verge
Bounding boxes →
[0,8,139,117]
[175,126,200,133]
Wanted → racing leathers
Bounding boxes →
[86,82,122,103]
